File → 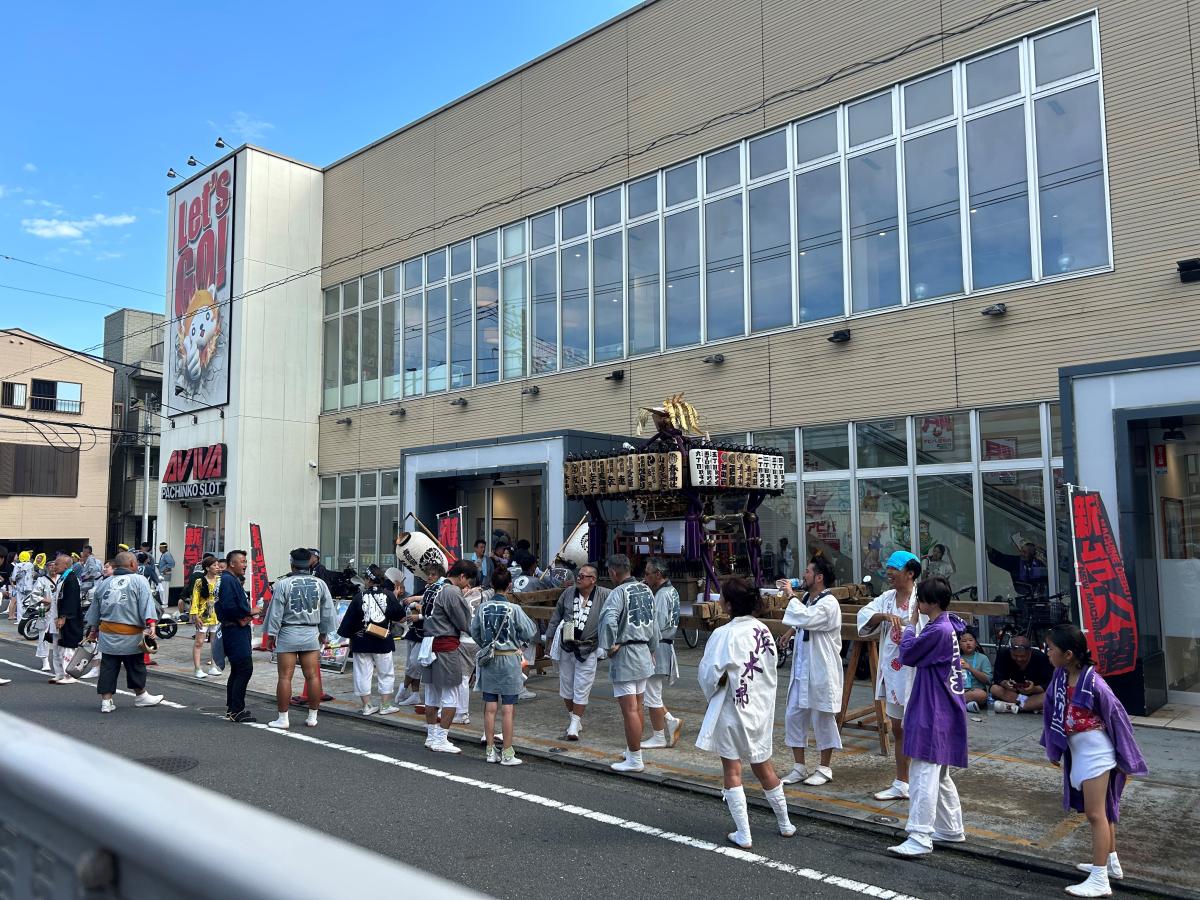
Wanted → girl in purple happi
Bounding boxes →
[887,575,969,859]
[1042,623,1148,898]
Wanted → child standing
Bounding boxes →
[1042,624,1148,898]
[470,568,537,766]
[887,575,969,858]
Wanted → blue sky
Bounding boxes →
[0,1,637,357]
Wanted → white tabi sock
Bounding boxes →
[764,783,796,836]
[722,786,752,848]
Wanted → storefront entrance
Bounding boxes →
[437,474,545,560]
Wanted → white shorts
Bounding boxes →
[558,652,599,706]
[424,683,460,711]
[1068,729,1117,789]
[352,651,396,697]
[886,700,905,721]
[644,674,667,709]
[784,706,843,751]
[613,678,648,699]
[194,623,217,635]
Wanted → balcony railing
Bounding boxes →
[30,396,83,414]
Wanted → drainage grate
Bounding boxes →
[137,756,199,775]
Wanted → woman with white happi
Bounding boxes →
[696,577,794,849]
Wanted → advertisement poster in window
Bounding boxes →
[165,157,236,414]
[983,436,1018,485]
[319,600,353,672]
[918,415,955,452]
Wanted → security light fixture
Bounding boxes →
[388,407,407,417]
[981,303,1008,317]
[605,369,625,382]
[521,386,540,396]
[335,417,352,425]
[1162,417,1187,442]
[1178,258,1200,283]
[187,155,204,167]
[449,397,468,407]
[703,353,725,365]
[215,137,229,149]
[827,329,851,344]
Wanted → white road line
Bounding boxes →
[0,657,187,708]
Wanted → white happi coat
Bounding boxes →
[696,615,778,764]
[856,588,927,707]
[782,589,843,714]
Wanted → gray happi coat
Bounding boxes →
[598,577,660,683]
[469,596,538,696]
[546,583,610,656]
[265,572,338,652]
[86,569,156,656]
[423,581,473,690]
[651,581,681,680]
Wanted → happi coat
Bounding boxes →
[782,589,843,713]
[598,577,659,683]
[696,615,779,764]
[651,580,681,682]
[898,612,969,768]
[857,587,928,707]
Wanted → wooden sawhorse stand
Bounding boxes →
[837,634,890,756]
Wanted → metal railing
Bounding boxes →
[0,710,485,900]
[29,397,83,415]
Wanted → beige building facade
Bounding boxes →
[0,329,113,555]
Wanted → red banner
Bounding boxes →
[183,525,205,572]
[249,522,272,616]
[437,510,462,563]
[1071,490,1138,677]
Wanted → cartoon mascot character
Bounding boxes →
[175,287,222,395]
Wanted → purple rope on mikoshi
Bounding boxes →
[583,498,607,566]
[743,490,768,588]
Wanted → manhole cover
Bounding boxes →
[137,756,199,775]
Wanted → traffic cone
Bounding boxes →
[290,666,333,705]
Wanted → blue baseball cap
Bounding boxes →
[884,550,919,570]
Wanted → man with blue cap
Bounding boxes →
[857,549,926,801]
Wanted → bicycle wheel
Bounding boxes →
[156,622,178,639]
[681,627,700,649]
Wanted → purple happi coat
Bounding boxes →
[1040,665,1148,822]
[898,612,969,768]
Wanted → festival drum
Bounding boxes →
[394,531,448,573]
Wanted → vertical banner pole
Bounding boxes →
[1066,483,1086,631]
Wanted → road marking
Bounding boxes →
[238,719,923,900]
[0,657,187,709]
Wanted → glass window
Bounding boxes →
[359,504,378,567]
[592,232,623,362]
[560,244,589,369]
[561,201,588,241]
[628,220,660,356]
[360,472,377,499]
[795,112,838,165]
[531,211,556,250]
[593,189,621,231]
[475,232,498,269]
[804,480,854,586]
[967,47,1021,108]
[320,476,336,502]
[848,146,901,312]
[502,262,527,379]
[379,503,399,564]
[917,474,978,596]
[341,311,359,406]
[1052,466,1070,596]
[381,299,401,400]
[323,286,339,316]
[475,270,499,384]
[361,303,380,404]
[905,126,963,301]
[403,259,422,292]
[705,194,745,340]
[322,319,339,411]
[859,476,911,591]
[1049,402,1062,457]
[627,174,658,219]
[753,428,796,471]
[381,470,399,497]
[759,489,799,581]
[319,507,336,570]
[980,405,1042,460]
[796,163,844,322]
[803,424,849,471]
[426,285,447,393]
[1034,21,1094,86]
[967,106,1032,289]
[383,265,401,297]
[362,271,380,304]
[848,93,893,146]
[705,146,741,194]
[857,417,907,468]
[342,279,359,310]
[904,70,954,129]
[532,253,558,374]
[665,161,698,206]
[983,470,1048,598]
[340,474,356,500]
[749,179,792,332]
[664,207,701,349]
[402,294,423,396]
[749,131,787,180]
[1036,83,1108,275]
[426,250,446,284]
[449,278,472,389]
[337,505,355,568]
[451,241,472,276]
[503,223,525,259]
[915,412,971,464]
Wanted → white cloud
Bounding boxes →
[21,212,137,239]
[94,250,122,260]
[208,110,275,144]
[22,163,37,173]
[0,184,23,199]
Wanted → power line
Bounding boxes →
[0,282,125,311]
[0,254,161,297]
[0,0,1054,387]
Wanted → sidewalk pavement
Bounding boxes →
[4,619,1195,896]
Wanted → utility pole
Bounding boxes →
[141,394,156,546]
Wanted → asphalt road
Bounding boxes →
[0,643,1164,900]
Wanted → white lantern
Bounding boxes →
[394,531,448,573]
[556,517,590,569]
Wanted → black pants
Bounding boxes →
[97,653,146,695]
[226,656,253,713]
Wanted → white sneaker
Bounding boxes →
[134,692,163,708]
[1065,864,1112,897]
[83,668,99,679]
[500,748,523,766]
[305,710,319,727]
[887,836,933,858]
[873,780,910,801]
[205,665,223,676]
[803,766,834,786]
[268,714,290,729]
[396,692,421,707]
[642,731,669,749]
[966,700,980,713]
[485,744,499,763]
[379,705,402,715]
[55,676,78,685]
[565,715,582,741]
[994,700,1020,714]
[194,668,207,679]
[518,689,537,700]
[41,663,51,673]
[452,713,471,725]
[99,698,116,713]
[780,765,810,785]
[361,704,380,716]
[611,751,644,773]
[430,736,461,754]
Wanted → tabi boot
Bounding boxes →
[642,729,669,749]
[610,749,644,773]
[780,764,810,785]
[1076,853,1123,880]
[1065,864,1112,897]
[722,786,753,849]
[764,783,796,836]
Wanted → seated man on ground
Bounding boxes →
[990,636,1052,714]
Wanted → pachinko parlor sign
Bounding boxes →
[166,158,235,413]
[161,443,228,501]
